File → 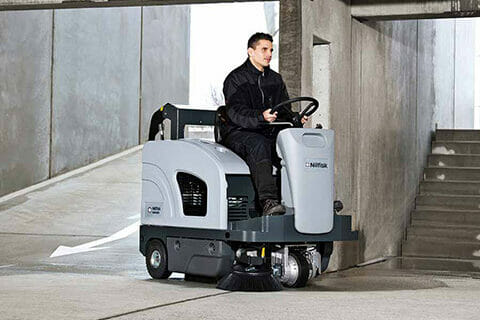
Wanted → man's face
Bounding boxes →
[248,39,273,68]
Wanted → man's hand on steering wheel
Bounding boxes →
[301,115,308,125]
[264,108,308,125]
[263,109,278,123]
[266,97,318,127]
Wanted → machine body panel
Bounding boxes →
[277,129,335,234]
[142,139,247,230]
[141,102,358,286]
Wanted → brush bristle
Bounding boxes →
[216,266,283,291]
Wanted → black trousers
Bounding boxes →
[223,130,281,202]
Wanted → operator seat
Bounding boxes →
[148,108,164,141]
[214,105,227,144]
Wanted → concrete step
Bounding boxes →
[416,194,480,210]
[411,208,480,225]
[428,154,480,167]
[435,129,480,142]
[407,225,480,242]
[397,257,480,274]
[402,236,480,260]
[420,181,480,196]
[432,141,480,155]
[412,219,480,230]
[424,167,480,181]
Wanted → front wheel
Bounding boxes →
[281,250,311,288]
[146,239,172,279]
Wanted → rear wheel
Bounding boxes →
[281,250,310,288]
[146,239,171,279]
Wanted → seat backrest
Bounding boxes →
[214,105,227,144]
[148,108,164,141]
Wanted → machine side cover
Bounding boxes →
[166,237,234,277]
[277,129,334,234]
[141,139,249,230]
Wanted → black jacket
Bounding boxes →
[221,58,290,139]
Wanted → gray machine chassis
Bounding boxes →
[140,213,357,278]
[141,103,358,280]
[140,212,356,251]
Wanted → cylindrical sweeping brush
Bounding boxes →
[216,247,283,291]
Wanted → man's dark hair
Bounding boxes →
[247,32,273,49]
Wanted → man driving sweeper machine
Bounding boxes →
[221,32,309,217]
[139,33,357,291]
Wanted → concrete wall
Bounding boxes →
[352,20,419,262]
[0,11,52,196]
[0,6,190,196]
[52,8,141,175]
[141,6,190,143]
[280,0,476,270]
[329,17,473,266]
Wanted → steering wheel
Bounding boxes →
[269,97,319,127]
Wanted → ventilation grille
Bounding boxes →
[228,196,249,222]
[177,172,207,217]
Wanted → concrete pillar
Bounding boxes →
[279,0,301,99]
[299,0,357,270]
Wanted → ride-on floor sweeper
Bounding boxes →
[139,97,357,291]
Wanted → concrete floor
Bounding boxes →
[1,150,480,320]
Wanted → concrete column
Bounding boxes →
[279,0,302,98]
[300,0,357,270]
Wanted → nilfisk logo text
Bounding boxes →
[305,162,328,168]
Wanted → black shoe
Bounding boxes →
[262,199,286,216]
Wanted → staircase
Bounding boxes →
[403,129,480,266]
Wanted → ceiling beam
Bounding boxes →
[0,0,270,11]
[352,0,480,21]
